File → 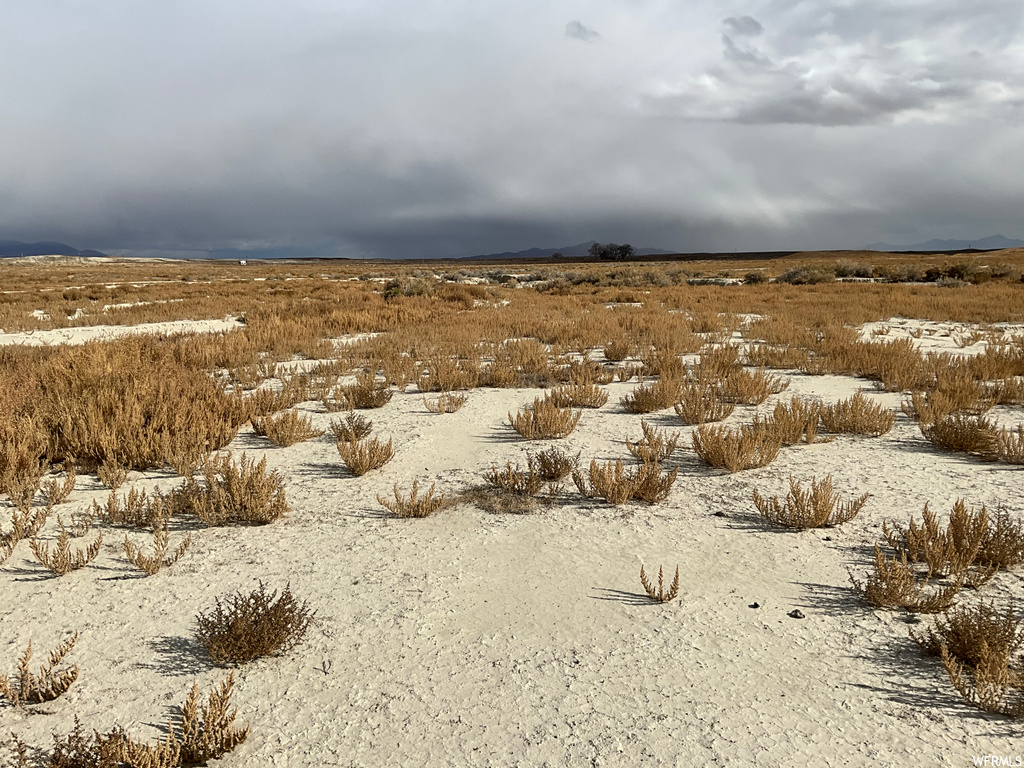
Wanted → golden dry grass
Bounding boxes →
[691,423,782,472]
[640,564,679,603]
[625,420,680,464]
[849,545,961,613]
[30,529,103,576]
[422,392,468,413]
[252,410,324,446]
[377,479,449,518]
[753,476,867,530]
[336,435,395,475]
[883,500,994,586]
[572,459,678,505]
[508,396,581,439]
[547,383,609,408]
[673,381,734,425]
[0,633,79,706]
[920,413,1000,459]
[329,412,373,442]
[181,453,289,526]
[819,390,896,436]
[123,524,193,576]
[620,377,681,414]
[767,396,822,446]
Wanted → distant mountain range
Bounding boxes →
[865,234,1024,252]
[463,241,675,260]
[0,239,107,258]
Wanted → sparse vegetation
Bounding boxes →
[849,545,961,613]
[508,396,581,439]
[0,633,79,705]
[640,564,679,603]
[625,420,680,464]
[883,500,995,586]
[337,435,395,475]
[572,459,678,505]
[123,524,193,576]
[673,381,734,425]
[620,377,681,413]
[30,529,103,576]
[329,411,373,442]
[377,479,449,518]
[754,476,868,530]
[548,383,609,409]
[252,409,324,446]
[196,582,315,665]
[423,392,468,413]
[819,390,895,436]
[691,423,782,472]
[181,453,289,526]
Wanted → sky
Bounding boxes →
[2,0,1023,258]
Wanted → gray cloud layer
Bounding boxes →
[1,1,1022,257]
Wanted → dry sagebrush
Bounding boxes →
[920,412,999,459]
[337,435,395,475]
[251,409,324,446]
[573,459,679,505]
[91,486,168,528]
[819,390,896,436]
[123,524,193,576]
[673,381,734,425]
[30,529,103,576]
[883,500,996,587]
[767,396,822,445]
[620,377,681,414]
[691,422,782,473]
[179,453,289,526]
[640,564,680,603]
[377,479,449,518]
[849,545,961,613]
[625,420,680,464]
[754,476,868,530]
[720,367,790,405]
[508,396,581,439]
[196,583,314,666]
[548,383,609,409]
[329,411,373,442]
[0,633,78,706]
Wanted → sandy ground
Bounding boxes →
[0,317,244,346]
[1,322,1023,767]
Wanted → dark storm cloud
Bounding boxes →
[723,16,764,37]
[1,0,1022,257]
[565,20,600,42]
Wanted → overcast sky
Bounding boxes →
[2,0,1023,258]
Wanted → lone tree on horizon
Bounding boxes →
[588,242,635,261]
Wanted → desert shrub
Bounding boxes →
[172,673,250,764]
[30,529,103,576]
[720,367,789,405]
[196,582,314,665]
[342,370,393,409]
[913,602,1024,668]
[849,545,961,613]
[673,382,734,425]
[754,476,867,530]
[692,345,742,381]
[377,479,448,518]
[572,459,678,505]
[902,389,962,425]
[529,448,580,481]
[640,564,679,603]
[423,392,468,413]
[691,423,782,472]
[485,460,544,497]
[620,377,680,414]
[123,524,193,576]
[418,352,480,391]
[508,396,581,439]
[920,413,999,459]
[41,467,76,506]
[548,383,609,408]
[91,487,168,529]
[942,643,1024,716]
[0,417,49,511]
[743,271,768,284]
[997,425,1024,464]
[883,500,994,586]
[337,435,394,475]
[777,265,835,285]
[768,397,822,445]
[96,457,128,490]
[251,410,323,446]
[181,453,289,526]
[573,460,632,505]
[329,412,373,442]
[557,356,615,386]
[978,507,1024,568]
[603,338,636,362]
[0,633,78,705]
[1,507,50,565]
[639,349,687,381]
[625,420,680,464]
[819,390,895,436]
[322,394,351,412]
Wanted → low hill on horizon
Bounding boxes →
[866,234,1024,252]
[0,239,107,258]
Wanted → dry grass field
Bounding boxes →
[1,250,1024,766]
